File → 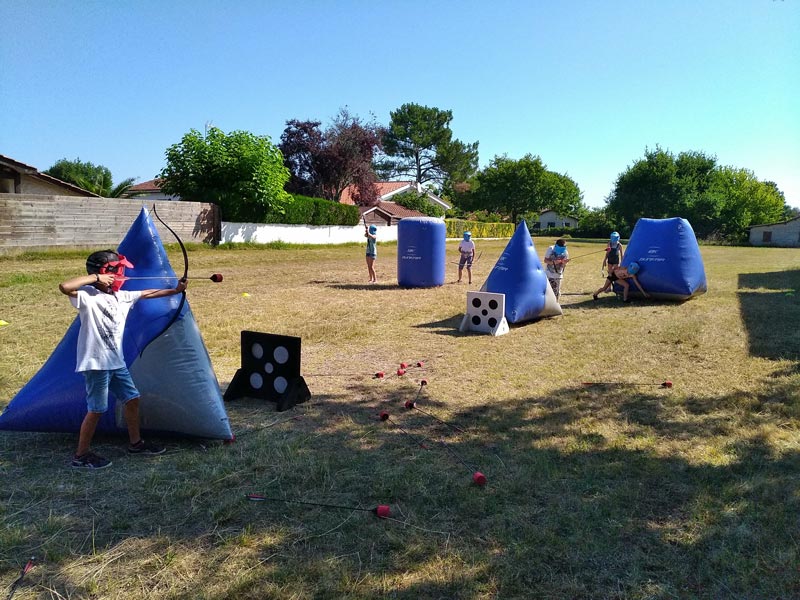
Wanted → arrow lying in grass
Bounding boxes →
[246,494,390,518]
[581,380,673,388]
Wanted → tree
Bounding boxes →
[278,119,324,198]
[608,147,790,240]
[45,158,135,197]
[377,103,478,188]
[710,167,786,241]
[159,127,291,222]
[607,147,683,225]
[468,154,582,225]
[573,207,620,238]
[280,108,384,206]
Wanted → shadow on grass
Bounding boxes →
[326,283,403,291]
[738,269,800,362]
[2,379,799,598]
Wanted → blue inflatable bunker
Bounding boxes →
[397,217,446,288]
[618,217,707,301]
[481,221,562,323]
[0,208,233,439]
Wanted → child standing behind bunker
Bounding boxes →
[59,250,187,469]
[602,231,624,274]
[544,238,570,300]
[457,231,476,284]
[365,224,378,283]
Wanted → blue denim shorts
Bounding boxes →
[83,367,140,413]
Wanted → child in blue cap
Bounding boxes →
[593,262,650,302]
[602,231,624,274]
[365,224,378,283]
[544,238,570,300]
[457,231,476,284]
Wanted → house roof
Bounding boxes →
[0,154,100,197]
[748,215,800,229]
[360,201,429,220]
[127,178,164,193]
[341,181,413,205]
[341,180,451,210]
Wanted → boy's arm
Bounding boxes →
[631,275,649,297]
[140,280,188,299]
[59,273,113,297]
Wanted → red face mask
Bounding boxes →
[99,255,134,292]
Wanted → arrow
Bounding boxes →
[246,494,390,518]
[581,380,673,388]
[119,274,223,282]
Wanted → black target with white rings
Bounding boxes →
[224,331,307,407]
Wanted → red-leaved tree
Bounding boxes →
[280,108,384,206]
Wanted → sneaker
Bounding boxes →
[71,452,112,469]
[127,439,166,455]
[592,293,598,301]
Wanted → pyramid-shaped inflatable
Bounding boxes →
[0,208,232,439]
[481,221,562,323]
[618,217,707,301]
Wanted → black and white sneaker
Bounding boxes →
[127,439,166,455]
[71,452,112,469]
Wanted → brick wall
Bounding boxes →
[0,194,220,254]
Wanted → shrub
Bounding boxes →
[266,195,360,225]
[446,219,514,238]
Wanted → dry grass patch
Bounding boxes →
[1,240,799,598]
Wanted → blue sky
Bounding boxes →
[1,0,798,209]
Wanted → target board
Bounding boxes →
[223,331,310,411]
[459,291,509,336]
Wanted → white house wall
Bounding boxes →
[19,176,86,196]
[749,219,800,247]
[221,222,399,245]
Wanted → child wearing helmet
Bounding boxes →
[543,238,569,300]
[592,262,650,303]
[58,250,188,468]
[365,224,378,283]
[602,232,625,274]
[457,231,476,284]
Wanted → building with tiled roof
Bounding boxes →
[124,178,179,201]
[0,154,99,196]
[361,201,431,226]
[340,180,451,211]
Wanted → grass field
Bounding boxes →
[1,239,799,599]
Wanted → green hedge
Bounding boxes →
[446,219,514,239]
[266,195,360,226]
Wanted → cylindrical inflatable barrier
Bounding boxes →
[397,217,446,288]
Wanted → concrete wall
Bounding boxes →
[749,218,800,247]
[222,222,399,244]
[0,194,219,254]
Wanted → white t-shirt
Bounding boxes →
[544,246,569,280]
[458,239,476,256]
[70,286,143,372]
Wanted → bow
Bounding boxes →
[140,205,188,355]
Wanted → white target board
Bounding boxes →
[459,291,509,336]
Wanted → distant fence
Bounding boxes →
[0,194,220,254]
[221,222,399,244]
